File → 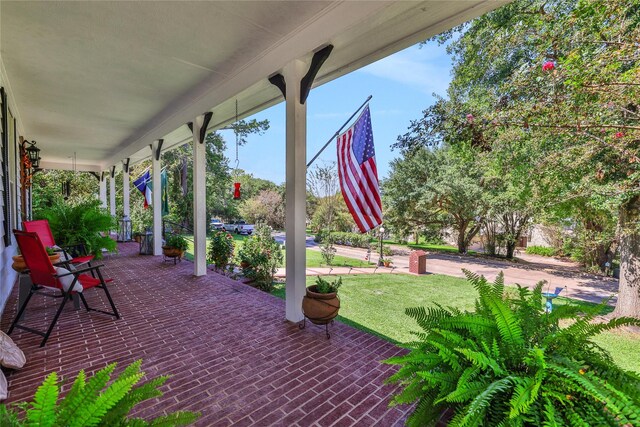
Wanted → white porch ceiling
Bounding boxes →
[0,1,508,172]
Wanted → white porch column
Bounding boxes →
[109,168,116,217]
[99,173,107,208]
[122,160,130,218]
[284,60,308,322]
[191,113,212,276]
[152,141,163,256]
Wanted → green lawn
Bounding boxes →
[287,250,373,268]
[272,273,639,373]
[381,238,478,255]
[183,233,371,267]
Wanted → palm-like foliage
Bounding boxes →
[0,360,199,426]
[37,199,116,259]
[385,270,640,426]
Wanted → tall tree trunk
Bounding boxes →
[612,196,640,318]
[456,222,469,253]
[584,219,609,270]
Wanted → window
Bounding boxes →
[1,87,11,247]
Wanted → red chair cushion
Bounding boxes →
[70,255,94,264]
[77,274,103,290]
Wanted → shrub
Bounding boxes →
[165,233,189,251]
[237,223,283,292]
[320,232,337,266]
[525,245,557,257]
[207,231,235,271]
[327,232,371,249]
[37,199,116,259]
[0,360,199,426]
[385,270,640,427]
[313,229,329,243]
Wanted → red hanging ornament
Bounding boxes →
[233,182,241,199]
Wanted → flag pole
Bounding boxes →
[306,95,372,168]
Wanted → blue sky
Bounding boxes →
[219,40,453,184]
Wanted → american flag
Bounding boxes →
[337,105,382,233]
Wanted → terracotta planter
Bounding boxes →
[383,261,392,267]
[12,253,61,272]
[302,285,340,325]
[240,261,250,269]
[133,235,142,243]
[162,247,184,259]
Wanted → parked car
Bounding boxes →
[223,220,254,235]
[210,218,224,231]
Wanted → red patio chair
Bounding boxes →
[23,219,94,266]
[7,230,119,347]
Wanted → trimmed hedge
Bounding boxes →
[315,231,371,249]
[525,245,557,257]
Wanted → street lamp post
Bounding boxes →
[378,226,385,266]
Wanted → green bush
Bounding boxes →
[0,360,199,426]
[385,270,640,426]
[319,232,337,266]
[327,232,371,249]
[237,223,283,292]
[525,245,557,257]
[36,199,116,259]
[207,230,235,271]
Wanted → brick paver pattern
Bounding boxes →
[1,243,409,426]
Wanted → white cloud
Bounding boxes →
[358,45,451,95]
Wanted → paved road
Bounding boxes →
[276,236,619,305]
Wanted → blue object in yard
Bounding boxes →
[542,287,564,313]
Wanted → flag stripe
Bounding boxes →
[350,153,382,223]
[337,132,368,231]
[344,138,377,229]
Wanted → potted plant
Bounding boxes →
[11,247,61,272]
[132,231,143,243]
[207,231,235,272]
[37,199,116,259]
[382,257,393,267]
[162,234,189,259]
[302,276,342,325]
[385,270,640,426]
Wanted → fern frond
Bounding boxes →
[70,372,144,427]
[492,272,505,300]
[100,376,169,426]
[26,372,59,427]
[457,348,505,375]
[0,405,23,427]
[405,306,452,331]
[454,376,514,427]
[57,363,117,425]
[148,412,201,427]
[508,376,542,418]
[483,292,524,348]
[441,379,491,404]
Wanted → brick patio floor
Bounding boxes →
[1,243,409,426]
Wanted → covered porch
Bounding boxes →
[1,243,409,426]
